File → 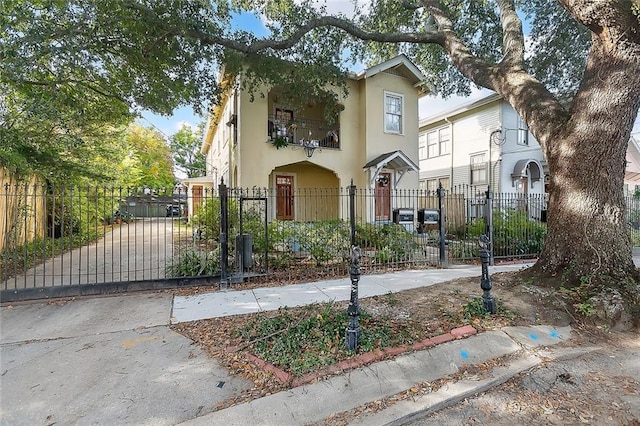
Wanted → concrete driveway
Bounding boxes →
[2,218,186,291]
[0,292,251,425]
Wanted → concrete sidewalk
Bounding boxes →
[171,263,530,323]
[3,262,580,426]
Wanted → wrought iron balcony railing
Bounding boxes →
[267,115,340,149]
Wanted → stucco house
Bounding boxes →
[183,55,425,223]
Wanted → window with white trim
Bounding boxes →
[425,177,450,192]
[517,115,529,146]
[424,127,450,158]
[384,92,403,134]
[419,133,427,159]
[470,153,488,185]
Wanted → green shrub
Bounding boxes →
[492,210,546,256]
[193,198,238,242]
[265,220,351,266]
[454,210,546,258]
[357,223,416,263]
[165,248,220,277]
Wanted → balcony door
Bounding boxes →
[276,175,294,220]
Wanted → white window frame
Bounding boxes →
[384,91,404,135]
[425,176,451,192]
[470,152,488,185]
[419,133,427,159]
[517,115,529,146]
[425,126,450,158]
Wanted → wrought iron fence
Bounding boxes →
[11,182,640,301]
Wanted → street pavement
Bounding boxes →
[0,262,613,425]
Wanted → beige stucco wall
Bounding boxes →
[203,62,422,202]
[361,72,420,191]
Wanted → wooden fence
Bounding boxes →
[0,169,47,253]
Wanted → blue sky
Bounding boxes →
[138,11,269,137]
[139,7,640,139]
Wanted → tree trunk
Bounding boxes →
[532,35,640,290]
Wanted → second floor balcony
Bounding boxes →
[267,114,340,150]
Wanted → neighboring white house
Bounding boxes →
[625,136,640,196]
[419,93,547,195]
[418,93,548,220]
[420,93,640,198]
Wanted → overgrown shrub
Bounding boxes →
[165,247,220,277]
[452,209,546,259]
[356,223,416,263]
[492,210,546,256]
[267,220,350,266]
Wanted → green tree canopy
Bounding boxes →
[120,124,176,189]
[169,124,207,179]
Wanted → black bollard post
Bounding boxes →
[346,245,361,351]
[478,235,495,314]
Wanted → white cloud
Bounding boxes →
[176,121,194,131]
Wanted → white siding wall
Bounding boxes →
[498,102,545,195]
[420,102,501,191]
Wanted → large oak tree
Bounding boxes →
[3,0,639,315]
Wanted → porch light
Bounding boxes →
[302,139,319,158]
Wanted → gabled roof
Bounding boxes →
[363,150,419,171]
[363,150,419,187]
[420,92,501,127]
[354,54,427,89]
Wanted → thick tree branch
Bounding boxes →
[495,0,525,67]
[557,0,640,44]
[189,16,445,53]
[420,0,496,89]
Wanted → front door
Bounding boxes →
[276,175,294,220]
[374,172,391,221]
[192,185,203,216]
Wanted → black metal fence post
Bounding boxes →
[346,180,361,351]
[219,179,228,290]
[349,179,356,247]
[485,185,495,266]
[437,183,446,265]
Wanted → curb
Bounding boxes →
[352,345,602,426]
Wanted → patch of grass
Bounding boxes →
[462,297,515,322]
[574,302,595,317]
[234,302,426,376]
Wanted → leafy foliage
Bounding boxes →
[169,124,206,178]
[120,124,176,189]
[165,248,220,277]
[235,302,424,375]
[267,220,350,266]
[453,210,547,259]
[356,223,417,263]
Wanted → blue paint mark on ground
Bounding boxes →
[529,333,539,341]
[550,331,559,338]
[460,350,469,359]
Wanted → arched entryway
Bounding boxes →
[270,161,340,221]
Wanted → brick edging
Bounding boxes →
[237,325,477,388]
